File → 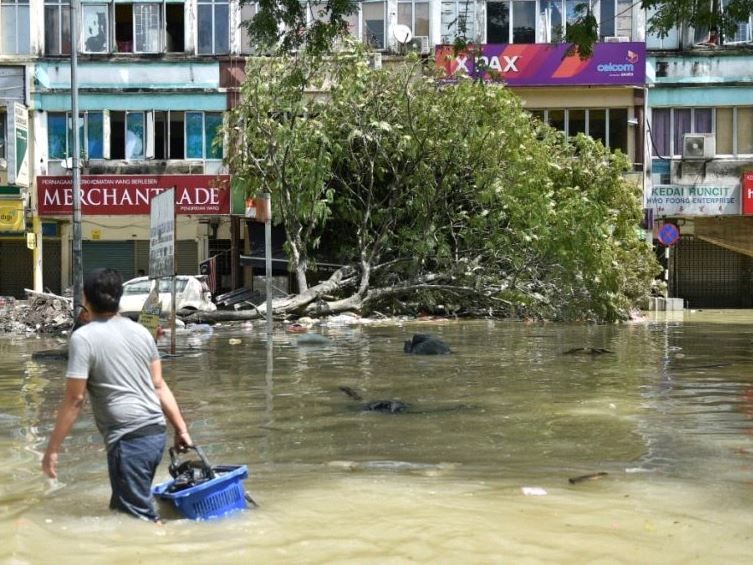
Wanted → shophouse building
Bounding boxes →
[646,21,753,307]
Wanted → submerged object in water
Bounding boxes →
[562,347,614,356]
[31,349,69,361]
[295,333,333,346]
[568,471,608,484]
[404,334,451,355]
[339,385,409,414]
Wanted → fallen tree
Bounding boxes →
[225,47,659,323]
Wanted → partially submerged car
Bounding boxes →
[119,275,217,317]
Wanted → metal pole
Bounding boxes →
[170,193,177,354]
[70,0,83,315]
[263,192,272,338]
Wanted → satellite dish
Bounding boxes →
[393,24,413,44]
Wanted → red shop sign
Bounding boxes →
[37,175,231,216]
[742,172,753,215]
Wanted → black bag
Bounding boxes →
[166,445,216,493]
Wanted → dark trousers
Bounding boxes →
[107,432,166,521]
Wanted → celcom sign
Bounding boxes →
[436,42,645,86]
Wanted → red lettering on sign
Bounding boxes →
[743,172,753,215]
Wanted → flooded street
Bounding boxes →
[2,312,753,563]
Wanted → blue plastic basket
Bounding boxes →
[152,465,249,520]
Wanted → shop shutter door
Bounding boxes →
[175,240,198,275]
[673,238,749,308]
[134,240,150,275]
[0,241,32,298]
[82,241,136,281]
[43,240,62,295]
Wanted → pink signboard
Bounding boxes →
[436,42,645,86]
[38,175,231,216]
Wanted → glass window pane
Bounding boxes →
[694,108,712,133]
[715,108,733,154]
[397,3,412,28]
[738,107,753,154]
[240,2,256,54]
[19,5,30,53]
[651,108,670,156]
[600,0,615,38]
[215,4,229,53]
[363,2,385,48]
[487,0,509,43]
[512,0,535,43]
[568,109,586,136]
[48,114,67,159]
[197,4,214,54]
[1,6,14,53]
[549,109,565,131]
[135,3,161,53]
[87,112,104,159]
[205,113,223,159]
[529,109,544,121]
[609,108,628,154]
[673,108,691,155]
[82,4,108,52]
[126,112,145,160]
[45,6,60,54]
[0,113,5,159]
[185,111,204,159]
[415,2,429,36]
[540,0,563,42]
[62,6,71,53]
[588,108,607,145]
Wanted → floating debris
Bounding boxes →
[569,472,608,484]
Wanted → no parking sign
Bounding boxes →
[657,223,680,246]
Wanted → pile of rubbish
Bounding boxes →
[0,291,73,334]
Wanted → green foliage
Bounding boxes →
[224,47,659,322]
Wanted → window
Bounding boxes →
[240,1,257,54]
[109,111,146,159]
[599,0,632,40]
[645,6,680,49]
[1,0,30,54]
[714,107,753,155]
[362,1,386,49]
[0,112,6,160]
[722,0,752,43]
[47,112,105,160]
[532,107,628,152]
[538,0,563,42]
[45,0,71,55]
[82,4,109,53]
[398,0,430,37]
[185,111,223,159]
[650,107,715,157]
[486,0,549,43]
[441,0,477,42]
[198,0,229,54]
[487,0,509,42]
[166,3,184,52]
[114,3,161,53]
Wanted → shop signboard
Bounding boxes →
[0,198,24,233]
[149,188,175,279]
[37,175,230,216]
[435,42,645,86]
[646,184,739,216]
[741,172,753,215]
[11,103,29,187]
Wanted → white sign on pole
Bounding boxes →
[149,188,175,278]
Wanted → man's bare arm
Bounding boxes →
[42,378,88,478]
[151,359,193,450]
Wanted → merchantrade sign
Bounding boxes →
[37,175,230,216]
[435,42,645,86]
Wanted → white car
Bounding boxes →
[119,275,217,316]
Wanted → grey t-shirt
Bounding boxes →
[66,315,165,449]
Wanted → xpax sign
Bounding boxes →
[38,175,230,216]
[742,172,753,215]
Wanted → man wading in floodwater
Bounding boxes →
[42,268,193,522]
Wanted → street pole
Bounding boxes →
[70,0,83,316]
[263,192,272,339]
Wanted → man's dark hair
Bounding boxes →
[83,268,123,314]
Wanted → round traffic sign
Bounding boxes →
[658,223,680,246]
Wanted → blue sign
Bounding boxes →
[658,223,680,246]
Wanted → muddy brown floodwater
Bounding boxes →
[2,311,753,563]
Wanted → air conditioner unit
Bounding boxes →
[682,133,715,159]
[604,35,630,43]
[369,52,382,70]
[407,35,431,55]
